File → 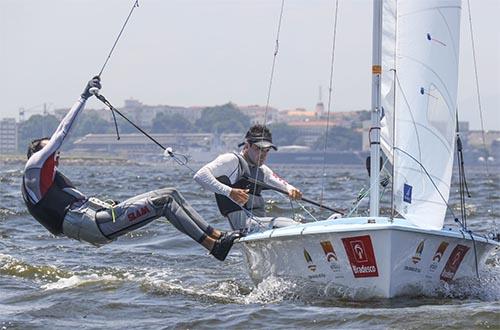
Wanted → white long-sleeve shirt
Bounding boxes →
[193,152,296,197]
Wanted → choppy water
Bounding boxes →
[1,160,499,329]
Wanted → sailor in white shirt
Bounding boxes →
[194,124,302,232]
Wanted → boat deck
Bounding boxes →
[239,217,499,246]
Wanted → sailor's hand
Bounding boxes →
[81,76,102,100]
[288,188,302,200]
[230,188,249,205]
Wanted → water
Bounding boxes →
[1,160,499,329]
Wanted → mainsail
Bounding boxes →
[380,0,461,229]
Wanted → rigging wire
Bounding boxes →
[93,93,269,228]
[455,112,471,230]
[262,0,286,125]
[393,147,458,220]
[465,0,491,177]
[248,0,286,218]
[465,5,492,276]
[97,0,140,77]
[347,157,390,217]
[319,0,340,207]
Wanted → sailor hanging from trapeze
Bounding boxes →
[21,76,241,261]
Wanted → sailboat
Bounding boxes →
[236,0,499,298]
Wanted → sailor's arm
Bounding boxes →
[25,77,101,172]
[262,165,302,200]
[194,154,250,205]
[23,77,101,201]
[193,153,241,197]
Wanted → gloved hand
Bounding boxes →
[81,76,102,100]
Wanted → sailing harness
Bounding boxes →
[22,172,81,235]
[214,153,266,217]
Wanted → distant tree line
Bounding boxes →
[17,104,362,152]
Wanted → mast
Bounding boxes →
[369,0,383,217]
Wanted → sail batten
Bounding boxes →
[380,0,461,230]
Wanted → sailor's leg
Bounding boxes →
[63,201,114,246]
[161,188,216,236]
[97,188,216,245]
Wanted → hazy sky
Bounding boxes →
[1,0,498,130]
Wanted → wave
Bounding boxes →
[0,253,71,282]
[41,273,130,291]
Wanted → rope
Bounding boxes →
[98,0,140,77]
[94,93,267,227]
[347,158,390,217]
[248,0,286,217]
[320,0,340,206]
[465,0,490,177]
[294,200,319,222]
[468,230,480,278]
[262,0,286,125]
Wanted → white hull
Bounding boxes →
[237,217,499,298]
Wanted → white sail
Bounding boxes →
[380,0,461,229]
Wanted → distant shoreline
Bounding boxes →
[0,154,133,166]
[2,153,498,168]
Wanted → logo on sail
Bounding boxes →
[412,240,425,264]
[403,183,412,203]
[320,240,340,272]
[303,249,316,272]
[342,235,378,278]
[440,244,469,282]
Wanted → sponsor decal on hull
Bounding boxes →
[405,240,425,272]
[342,235,379,278]
[440,244,469,282]
[303,249,317,272]
[320,240,341,272]
[429,241,449,273]
[411,240,425,264]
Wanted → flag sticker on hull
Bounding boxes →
[342,235,379,278]
[403,183,412,203]
[440,244,469,282]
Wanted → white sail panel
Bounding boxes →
[380,0,461,229]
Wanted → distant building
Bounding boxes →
[287,120,341,146]
[279,108,317,123]
[314,102,325,117]
[467,130,500,150]
[238,104,279,124]
[314,86,325,117]
[0,118,18,154]
[55,99,267,128]
[72,132,244,156]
